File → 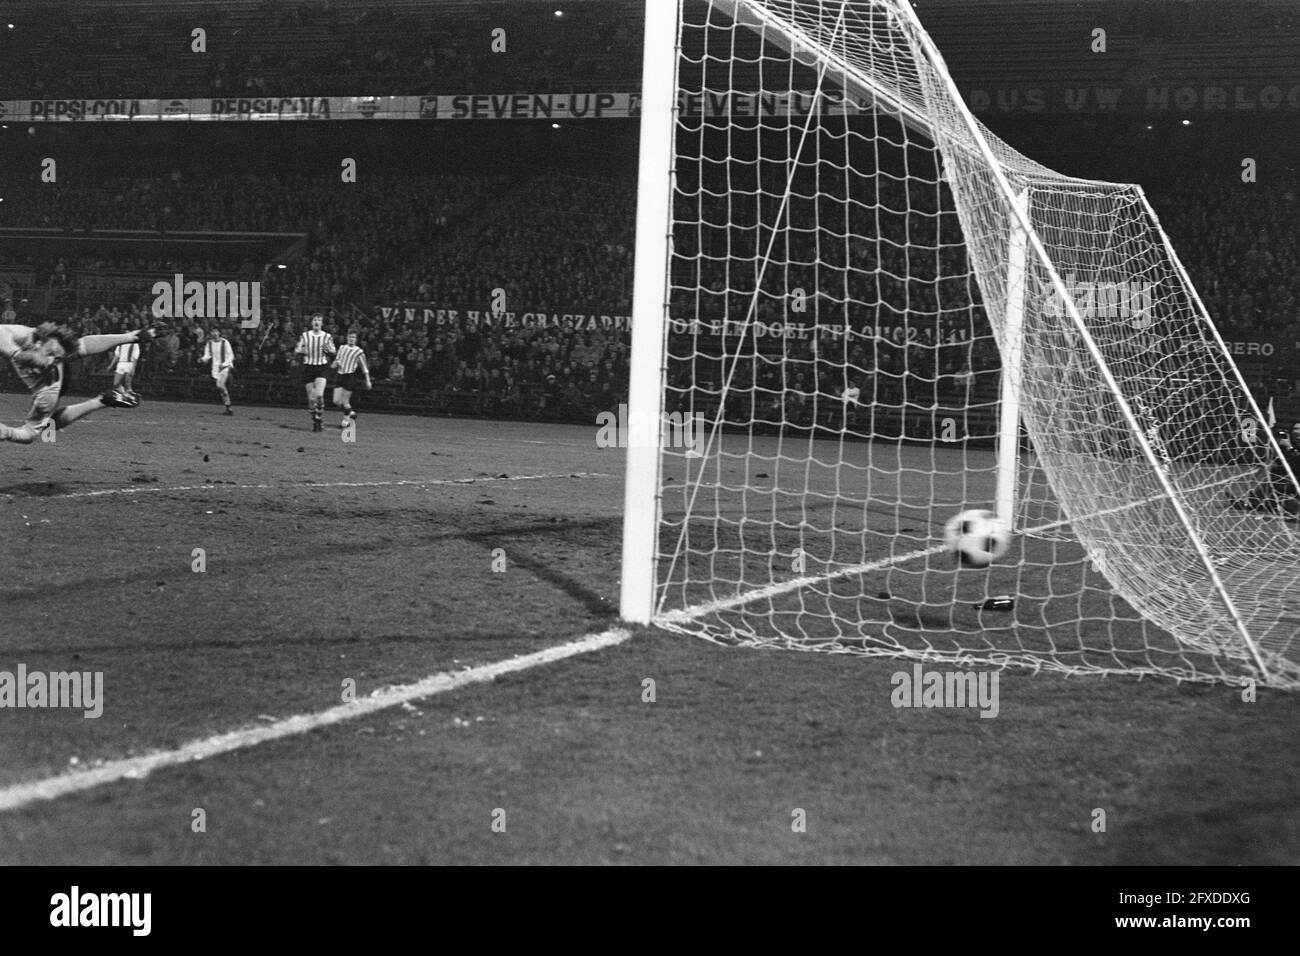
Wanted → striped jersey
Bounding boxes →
[113,342,140,365]
[201,337,233,374]
[296,329,336,365]
[334,344,368,375]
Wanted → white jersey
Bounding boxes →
[201,338,234,374]
[0,323,62,391]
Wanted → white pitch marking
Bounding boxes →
[2,471,614,501]
[0,627,632,814]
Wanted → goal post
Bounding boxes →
[622,0,1300,689]
[620,0,680,624]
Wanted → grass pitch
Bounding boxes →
[0,393,1296,864]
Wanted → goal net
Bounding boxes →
[623,0,1300,689]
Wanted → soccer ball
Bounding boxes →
[944,509,1011,568]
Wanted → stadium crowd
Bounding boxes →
[5,0,1294,105]
[0,0,641,100]
[1,167,633,314]
[2,151,1297,423]
[1153,167,1300,354]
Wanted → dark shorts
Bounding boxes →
[301,364,330,385]
[336,372,360,392]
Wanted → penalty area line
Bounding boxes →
[3,471,614,501]
[0,627,632,814]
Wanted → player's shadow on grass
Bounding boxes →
[0,515,621,655]
[0,514,620,599]
[457,525,617,619]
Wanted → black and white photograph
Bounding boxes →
[0,0,1294,901]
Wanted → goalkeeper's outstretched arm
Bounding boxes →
[0,326,22,362]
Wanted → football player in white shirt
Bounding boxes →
[199,327,235,415]
[111,340,140,401]
[0,321,154,445]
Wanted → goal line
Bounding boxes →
[0,628,633,814]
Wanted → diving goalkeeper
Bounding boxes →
[0,321,157,444]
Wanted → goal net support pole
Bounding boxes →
[995,187,1029,530]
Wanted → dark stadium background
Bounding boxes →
[0,0,1296,426]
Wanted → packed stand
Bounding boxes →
[0,0,642,100]
[2,155,1296,426]
[1151,167,1300,363]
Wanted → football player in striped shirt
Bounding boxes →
[331,330,372,427]
[111,339,140,401]
[294,313,336,432]
[198,326,235,415]
[0,321,153,445]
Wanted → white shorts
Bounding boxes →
[115,362,136,375]
[212,368,231,387]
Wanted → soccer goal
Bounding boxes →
[621,0,1300,690]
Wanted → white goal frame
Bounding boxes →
[620,0,679,624]
[620,0,1293,685]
